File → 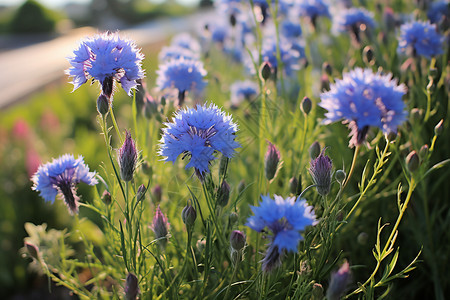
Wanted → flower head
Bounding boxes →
[259,38,302,77]
[397,21,444,59]
[298,0,331,20]
[427,1,450,24]
[280,18,303,39]
[158,45,200,63]
[156,58,207,95]
[159,103,239,180]
[152,205,170,247]
[309,149,333,196]
[319,68,407,146]
[118,131,138,182]
[334,8,376,42]
[246,194,316,272]
[31,154,98,214]
[171,33,201,54]
[66,32,144,96]
[230,80,259,107]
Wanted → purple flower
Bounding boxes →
[152,205,170,247]
[309,149,333,196]
[118,131,138,182]
[159,103,239,180]
[246,194,316,272]
[397,21,444,58]
[124,273,140,300]
[66,32,144,97]
[319,68,407,146]
[327,261,352,300]
[31,154,98,214]
[264,141,282,182]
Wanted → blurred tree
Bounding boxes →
[8,0,61,34]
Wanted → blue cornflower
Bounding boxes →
[159,103,239,179]
[156,58,207,105]
[31,154,98,214]
[397,21,444,59]
[230,80,259,107]
[298,0,331,20]
[246,194,316,272]
[260,38,302,77]
[158,45,200,62]
[319,68,407,147]
[281,19,303,39]
[427,1,449,24]
[334,8,376,42]
[171,33,201,54]
[66,32,144,97]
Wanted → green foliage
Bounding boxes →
[8,0,62,34]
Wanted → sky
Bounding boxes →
[0,0,199,8]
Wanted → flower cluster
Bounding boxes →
[159,103,239,180]
[397,21,444,58]
[246,194,316,272]
[319,68,407,146]
[31,154,98,214]
[66,32,144,97]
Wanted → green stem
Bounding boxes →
[224,252,241,300]
[109,105,123,144]
[343,145,361,189]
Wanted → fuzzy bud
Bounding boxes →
[335,170,346,185]
[101,190,111,205]
[434,119,444,136]
[357,232,368,245]
[25,242,39,260]
[124,272,140,300]
[136,184,146,203]
[264,141,282,182]
[118,131,138,182]
[259,61,272,81]
[237,180,246,194]
[327,261,352,300]
[229,211,239,225]
[217,180,231,207]
[311,283,324,300]
[363,46,375,65]
[96,93,110,115]
[289,176,299,195]
[152,185,162,204]
[230,230,246,251]
[182,204,197,228]
[300,97,312,115]
[406,151,420,173]
[410,108,423,124]
[321,74,330,91]
[309,149,333,196]
[309,141,321,160]
[152,205,169,246]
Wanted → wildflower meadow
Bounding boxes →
[3,0,449,299]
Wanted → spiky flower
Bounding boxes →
[159,103,239,180]
[31,154,98,214]
[427,1,450,24]
[334,8,376,42]
[397,21,444,59]
[319,68,407,147]
[246,194,316,272]
[118,131,138,182]
[309,149,333,196]
[66,32,144,97]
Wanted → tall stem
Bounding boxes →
[343,145,361,189]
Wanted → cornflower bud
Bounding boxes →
[300,97,312,115]
[335,170,346,185]
[309,149,333,196]
[419,144,429,159]
[136,184,146,203]
[118,131,138,182]
[289,176,299,195]
[321,74,330,91]
[264,141,282,182]
[229,211,239,225]
[311,283,324,300]
[363,46,375,65]
[124,272,140,300]
[217,180,231,207]
[141,161,152,176]
[152,185,162,204]
[322,62,333,76]
[97,93,110,115]
[144,95,158,119]
[182,203,197,228]
[230,230,246,251]
[410,108,423,124]
[259,61,272,82]
[25,242,39,260]
[406,151,420,173]
[326,261,352,300]
[434,119,444,136]
[309,141,321,160]
[237,180,246,194]
[101,190,111,205]
[357,232,368,245]
[152,205,169,247]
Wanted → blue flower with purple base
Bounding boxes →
[159,103,239,179]
[31,154,98,214]
[246,194,316,272]
[397,21,444,59]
